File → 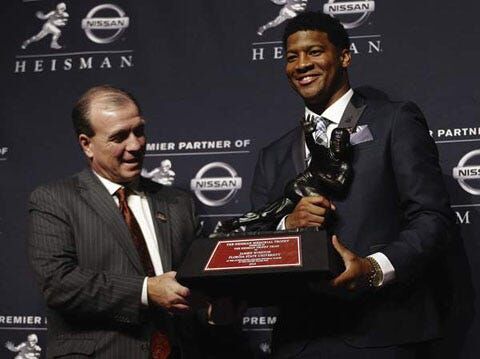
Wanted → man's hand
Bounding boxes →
[285,195,334,229]
[330,236,373,291]
[147,271,191,313]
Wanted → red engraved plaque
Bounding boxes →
[204,236,302,271]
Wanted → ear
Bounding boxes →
[78,134,93,159]
[339,48,352,68]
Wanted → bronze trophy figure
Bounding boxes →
[215,116,353,234]
[177,116,353,299]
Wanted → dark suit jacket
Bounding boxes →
[250,92,456,349]
[28,168,204,358]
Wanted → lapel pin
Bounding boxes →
[155,212,167,222]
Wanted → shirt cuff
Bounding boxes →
[368,252,395,286]
[276,215,288,230]
[141,277,149,306]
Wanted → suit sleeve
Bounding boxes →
[189,195,202,238]
[250,148,270,211]
[28,186,145,325]
[248,148,287,231]
[381,102,456,283]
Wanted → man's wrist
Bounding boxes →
[366,257,383,288]
[141,277,149,306]
[369,252,395,285]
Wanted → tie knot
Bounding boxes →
[312,116,330,147]
[315,116,330,129]
[115,187,129,203]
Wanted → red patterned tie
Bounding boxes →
[115,187,172,359]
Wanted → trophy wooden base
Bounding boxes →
[176,229,343,303]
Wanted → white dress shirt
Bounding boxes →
[277,89,395,286]
[95,173,163,304]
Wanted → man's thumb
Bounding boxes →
[332,235,351,261]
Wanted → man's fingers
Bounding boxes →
[330,237,370,291]
[300,195,333,209]
[287,213,325,228]
[331,235,343,252]
[175,285,191,298]
[165,271,177,278]
[332,235,354,261]
[303,202,330,216]
[331,270,349,287]
[170,303,191,314]
[331,269,355,289]
[171,294,189,305]
[287,206,328,227]
[302,212,324,225]
[161,273,191,297]
[286,195,336,229]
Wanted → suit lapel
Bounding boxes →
[292,126,307,174]
[338,92,367,130]
[142,180,172,272]
[77,169,144,274]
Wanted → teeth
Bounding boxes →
[299,76,315,84]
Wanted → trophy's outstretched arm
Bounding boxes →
[215,196,296,234]
[214,123,353,236]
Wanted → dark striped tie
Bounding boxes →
[115,187,172,359]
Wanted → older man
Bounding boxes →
[28,85,215,358]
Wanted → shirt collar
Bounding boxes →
[304,88,354,124]
[93,171,142,196]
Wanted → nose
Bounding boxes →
[126,133,145,152]
[295,53,313,73]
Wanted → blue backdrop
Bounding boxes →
[1,1,478,357]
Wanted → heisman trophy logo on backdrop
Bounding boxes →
[257,0,308,36]
[15,2,133,74]
[4,334,41,359]
[252,0,380,61]
[256,0,374,36]
[21,2,69,50]
[142,159,176,186]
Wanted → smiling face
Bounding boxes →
[79,99,146,184]
[285,30,351,111]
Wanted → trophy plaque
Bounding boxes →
[176,229,343,301]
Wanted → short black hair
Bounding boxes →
[283,11,350,51]
[72,85,141,137]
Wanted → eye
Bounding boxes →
[309,49,322,56]
[286,54,297,62]
[110,131,128,143]
[133,124,145,137]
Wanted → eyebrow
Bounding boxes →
[287,43,326,51]
[108,122,145,140]
[108,129,128,140]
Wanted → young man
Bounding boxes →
[251,12,456,358]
